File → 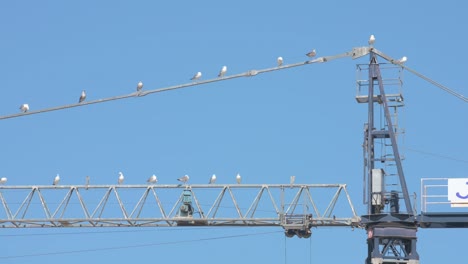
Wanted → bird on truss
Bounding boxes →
[395,56,407,64]
[305,49,316,58]
[177,174,190,184]
[0,177,7,184]
[191,71,202,81]
[236,173,241,184]
[147,174,158,184]
[19,103,29,113]
[85,176,90,190]
[277,56,283,66]
[137,81,143,92]
[79,90,86,103]
[118,172,124,184]
[218,66,227,77]
[53,174,60,185]
[209,174,216,184]
[368,34,375,45]
[290,175,296,185]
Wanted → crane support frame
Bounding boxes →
[0,183,360,230]
[361,52,419,264]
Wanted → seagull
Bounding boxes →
[79,90,86,103]
[137,81,143,92]
[368,34,375,45]
[218,66,227,77]
[177,175,190,184]
[19,103,29,113]
[290,175,296,185]
[147,174,158,184]
[277,57,283,66]
[191,72,202,81]
[0,177,7,184]
[395,56,407,64]
[209,174,216,184]
[53,174,60,185]
[305,49,316,58]
[118,172,124,184]
[85,176,90,189]
[236,173,241,184]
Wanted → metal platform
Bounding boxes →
[418,212,468,228]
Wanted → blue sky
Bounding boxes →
[0,1,467,263]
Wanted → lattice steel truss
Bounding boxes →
[0,184,360,230]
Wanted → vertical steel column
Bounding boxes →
[367,55,377,215]
[364,52,419,264]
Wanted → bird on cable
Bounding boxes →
[218,66,227,77]
[118,172,125,184]
[290,175,296,185]
[53,174,60,185]
[277,57,283,66]
[368,34,375,45]
[147,174,158,184]
[137,81,143,92]
[395,56,407,64]
[79,90,86,103]
[191,71,202,81]
[177,175,190,184]
[236,173,241,184]
[209,174,216,184]
[305,49,316,58]
[0,177,7,184]
[19,103,29,113]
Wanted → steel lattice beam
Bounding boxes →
[0,184,360,230]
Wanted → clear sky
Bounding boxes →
[0,1,467,264]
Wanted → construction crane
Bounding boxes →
[0,36,466,264]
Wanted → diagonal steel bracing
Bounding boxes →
[0,184,360,229]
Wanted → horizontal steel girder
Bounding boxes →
[0,184,360,228]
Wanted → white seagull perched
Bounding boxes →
[79,90,86,103]
[209,174,216,184]
[137,81,143,92]
[53,174,60,185]
[395,56,408,64]
[177,174,190,184]
[0,177,7,184]
[277,57,283,66]
[85,176,90,189]
[290,175,296,185]
[368,34,375,45]
[236,173,241,184]
[191,71,202,81]
[19,103,29,113]
[147,174,158,184]
[118,172,124,184]
[218,66,227,77]
[305,49,316,58]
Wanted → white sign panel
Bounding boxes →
[448,178,468,207]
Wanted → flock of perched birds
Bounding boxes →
[0,173,248,186]
[17,48,320,113]
[0,173,299,186]
[7,35,410,189]
[17,35,407,114]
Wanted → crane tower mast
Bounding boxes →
[359,51,419,264]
